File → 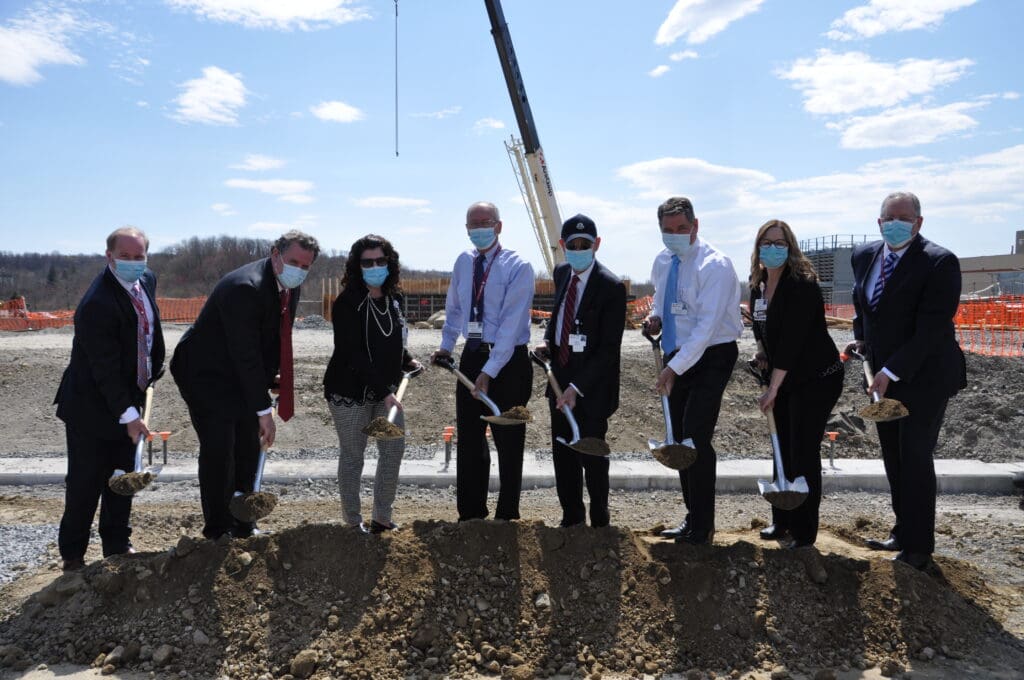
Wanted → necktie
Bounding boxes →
[128,283,149,392]
[661,255,680,354]
[467,253,486,350]
[278,289,294,421]
[869,252,898,310]
[558,274,580,366]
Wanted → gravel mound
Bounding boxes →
[0,525,57,585]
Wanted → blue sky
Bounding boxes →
[1,0,1022,282]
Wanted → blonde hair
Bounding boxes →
[748,219,818,289]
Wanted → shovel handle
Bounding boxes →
[132,386,155,472]
[850,350,883,403]
[253,446,267,492]
[393,376,411,402]
[433,355,502,415]
[530,350,564,400]
[764,407,789,489]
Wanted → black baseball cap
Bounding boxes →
[561,213,597,243]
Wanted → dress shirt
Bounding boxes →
[441,243,535,378]
[864,237,913,382]
[650,237,742,375]
[109,265,155,424]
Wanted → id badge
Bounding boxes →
[670,301,687,317]
[402,321,409,345]
[467,321,483,339]
[568,333,587,352]
[753,298,767,322]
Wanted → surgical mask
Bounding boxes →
[880,219,915,249]
[114,259,147,284]
[662,232,693,257]
[362,265,389,288]
[277,263,308,289]
[758,245,789,269]
[468,227,497,250]
[564,247,594,272]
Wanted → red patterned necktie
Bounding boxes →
[558,275,580,366]
[128,283,149,392]
[278,289,294,421]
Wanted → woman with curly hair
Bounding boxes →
[323,234,421,533]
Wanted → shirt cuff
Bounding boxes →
[119,407,140,424]
[567,383,584,398]
[881,367,900,382]
[257,407,274,416]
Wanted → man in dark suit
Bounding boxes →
[537,214,626,527]
[172,230,319,540]
[846,191,966,570]
[55,226,165,571]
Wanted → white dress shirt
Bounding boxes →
[109,265,155,424]
[650,237,743,375]
[441,243,535,378]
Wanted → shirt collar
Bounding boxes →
[569,260,595,286]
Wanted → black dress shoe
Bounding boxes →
[61,557,85,572]
[893,551,934,570]
[369,520,398,533]
[759,524,790,541]
[675,529,714,546]
[660,522,689,539]
[787,538,815,550]
[866,536,901,551]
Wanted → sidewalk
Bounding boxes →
[0,454,1021,494]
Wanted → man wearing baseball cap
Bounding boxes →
[535,214,626,527]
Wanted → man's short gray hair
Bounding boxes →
[274,230,321,260]
[466,201,500,223]
[106,226,149,252]
[657,196,695,224]
[880,192,921,218]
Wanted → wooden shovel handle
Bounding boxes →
[393,376,410,402]
[141,386,154,428]
[765,408,778,435]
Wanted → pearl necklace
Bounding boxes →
[367,294,394,338]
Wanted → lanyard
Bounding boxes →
[472,245,500,314]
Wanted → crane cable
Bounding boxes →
[394,0,399,157]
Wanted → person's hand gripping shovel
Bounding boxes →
[431,354,532,425]
[229,406,278,524]
[641,325,697,470]
[748,360,809,510]
[362,364,424,439]
[109,386,161,495]
[846,349,909,422]
[530,349,610,457]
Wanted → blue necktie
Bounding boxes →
[661,255,680,354]
[467,253,485,350]
[869,252,898,310]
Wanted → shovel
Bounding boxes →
[848,350,909,422]
[640,328,697,470]
[530,350,610,457]
[109,386,161,496]
[229,442,277,523]
[362,364,424,439]
[431,354,532,425]
[748,366,809,510]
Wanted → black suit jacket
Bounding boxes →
[851,235,966,397]
[55,267,165,439]
[543,260,627,421]
[171,258,298,418]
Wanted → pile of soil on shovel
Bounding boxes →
[859,398,909,422]
[499,405,532,422]
[107,471,153,496]
[229,492,278,523]
[363,418,403,439]
[1,521,1021,679]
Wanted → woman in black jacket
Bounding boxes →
[323,235,420,533]
[749,220,843,548]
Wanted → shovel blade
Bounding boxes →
[108,470,155,496]
[481,415,529,426]
[859,398,909,422]
[652,443,697,471]
[566,437,611,457]
[230,491,278,523]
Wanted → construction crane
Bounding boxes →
[484,0,564,276]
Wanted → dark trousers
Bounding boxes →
[667,341,738,537]
[456,345,532,521]
[191,411,261,539]
[876,386,949,554]
[770,370,844,543]
[58,423,135,560]
[550,404,610,527]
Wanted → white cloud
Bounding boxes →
[173,66,247,125]
[231,154,286,171]
[648,65,670,78]
[617,157,774,201]
[670,50,699,61]
[778,50,972,115]
[166,0,371,31]
[136,100,150,108]
[279,194,314,204]
[353,196,430,209]
[226,178,314,204]
[828,0,978,41]
[0,8,86,85]
[211,202,237,216]
[473,117,505,134]
[655,0,764,46]
[831,102,983,149]
[1004,92,1021,101]
[310,100,364,123]
[411,106,461,119]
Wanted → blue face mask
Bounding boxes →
[880,219,915,249]
[662,232,693,257]
[362,265,389,288]
[468,227,497,250]
[114,259,147,284]
[758,245,789,269]
[278,262,308,289]
[564,246,594,272]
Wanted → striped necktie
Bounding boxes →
[557,274,580,366]
[128,283,149,392]
[869,251,898,310]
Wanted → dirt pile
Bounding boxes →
[1,521,1021,679]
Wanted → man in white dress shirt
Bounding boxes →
[645,196,742,545]
[431,201,536,521]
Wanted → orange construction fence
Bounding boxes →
[0,296,207,332]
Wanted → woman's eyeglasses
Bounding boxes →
[360,257,389,268]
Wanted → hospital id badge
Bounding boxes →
[671,301,687,317]
[568,333,587,352]
[467,321,483,339]
[753,298,767,321]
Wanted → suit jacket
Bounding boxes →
[171,258,298,418]
[851,235,966,397]
[55,267,165,439]
[543,260,627,421]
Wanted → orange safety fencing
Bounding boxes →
[158,297,207,323]
[0,296,208,331]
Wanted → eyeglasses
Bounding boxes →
[359,257,389,268]
[758,240,788,248]
[466,220,497,229]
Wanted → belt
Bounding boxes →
[466,343,528,354]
